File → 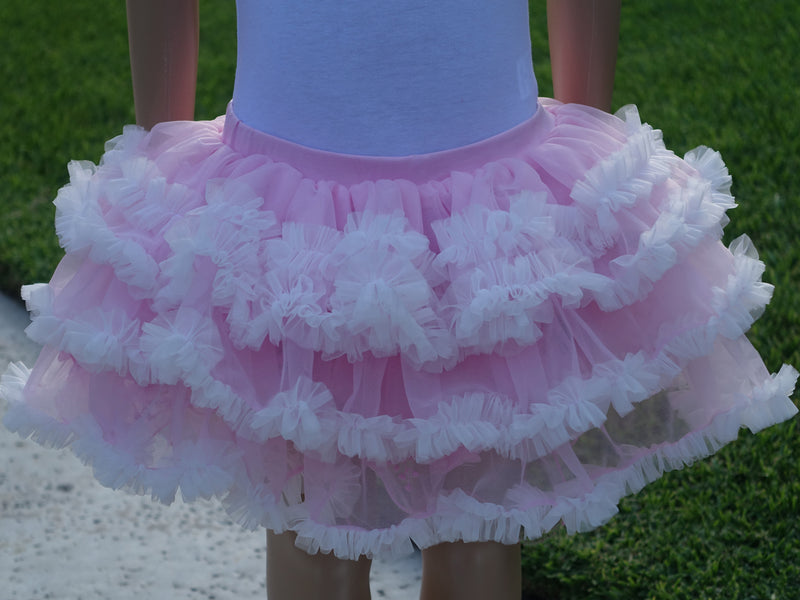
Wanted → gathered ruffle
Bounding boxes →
[47,104,740,369]
[16,233,787,464]
[3,100,796,559]
[3,360,796,559]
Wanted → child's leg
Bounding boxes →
[266,531,372,600]
[420,541,521,600]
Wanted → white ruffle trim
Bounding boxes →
[1,385,242,504]
[3,362,795,560]
[18,235,783,463]
[48,106,738,369]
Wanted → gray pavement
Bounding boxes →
[0,293,422,599]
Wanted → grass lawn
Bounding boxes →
[1,1,798,598]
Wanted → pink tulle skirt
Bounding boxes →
[2,100,796,559]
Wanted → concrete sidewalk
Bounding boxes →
[0,293,422,599]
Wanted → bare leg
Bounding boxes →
[420,541,521,600]
[266,531,372,600]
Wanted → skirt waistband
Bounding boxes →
[221,102,551,184]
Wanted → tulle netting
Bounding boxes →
[2,99,796,559]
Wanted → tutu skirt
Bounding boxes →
[2,100,796,559]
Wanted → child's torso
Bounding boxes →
[232,0,538,156]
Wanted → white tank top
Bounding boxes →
[232,0,538,156]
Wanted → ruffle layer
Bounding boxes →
[3,361,796,559]
[49,104,737,370]
[3,100,797,558]
[16,234,786,464]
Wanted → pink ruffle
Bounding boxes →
[2,100,796,559]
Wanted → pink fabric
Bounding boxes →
[2,100,796,559]
[222,103,550,184]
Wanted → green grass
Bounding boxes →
[525,1,800,598]
[0,1,237,293]
[1,1,799,598]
